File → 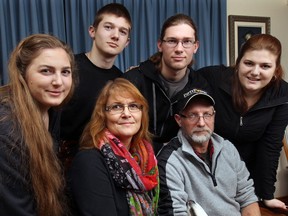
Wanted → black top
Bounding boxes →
[0,103,60,215]
[68,149,129,216]
[60,53,122,141]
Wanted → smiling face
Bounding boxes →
[90,14,130,58]
[25,48,72,111]
[105,93,142,149]
[238,49,277,96]
[158,23,199,80]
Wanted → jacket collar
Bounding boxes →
[139,59,196,84]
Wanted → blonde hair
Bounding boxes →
[1,34,77,216]
[81,78,151,149]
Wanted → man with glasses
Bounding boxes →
[123,14,209,154]
[157,88,261,216]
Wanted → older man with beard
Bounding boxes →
[157,89,261,216]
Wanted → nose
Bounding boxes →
[196,116,206,127]
[121,106,131,117]
[174,41,184,52]
[52,73,63,86]
[111,29,119,40]
[251,65,260,76]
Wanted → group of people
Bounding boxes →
[0,2,287,216]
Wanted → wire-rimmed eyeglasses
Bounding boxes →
[105,103,143,115]
[162,39,195,48]
[179,111,215,123]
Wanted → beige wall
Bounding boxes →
[227,0,288,198]
[227,0,288,81]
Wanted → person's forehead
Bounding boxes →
[99,14,131,29]
[164,23,195,38]
[107,92,134,102]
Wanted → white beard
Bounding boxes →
[190,131,212,143]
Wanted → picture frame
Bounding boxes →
[283,126,288,162]
[228,15,271,65]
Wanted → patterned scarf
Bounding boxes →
[99,130,159,216]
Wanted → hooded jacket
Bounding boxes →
[157,131,258,216]
[197,65,288,199]
[122,60,209,153]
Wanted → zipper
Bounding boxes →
[210,151,221,187]
[240,116,243,126]
[157,85,173,136]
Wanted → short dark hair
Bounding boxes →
[92,3,132,31]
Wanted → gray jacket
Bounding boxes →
[157,131,258,216]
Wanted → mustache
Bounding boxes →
[191,128,212,134]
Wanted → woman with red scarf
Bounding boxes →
[69,78,159,216]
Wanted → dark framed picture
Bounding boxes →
[283,127,288,163]
[228,15,271,65]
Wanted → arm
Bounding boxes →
[255,104,288,204]
[196,65,229,84]
[69,149,121,216]
[158,157,188,216]
[0,134,36,216]
[241,202,261,216]
[229,142,260,212]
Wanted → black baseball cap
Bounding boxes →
[175,89,215,113]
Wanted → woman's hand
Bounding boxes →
[263,198,287,209]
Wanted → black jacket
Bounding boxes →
[68,149,129,216]
[123,60,210,153]
[0,103,61,215]
[197,65,288,199]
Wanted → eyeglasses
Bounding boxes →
[105,103,143,115]
[179,111,215,123]
[162,39,195,48]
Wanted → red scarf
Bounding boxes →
[99,130,159,215]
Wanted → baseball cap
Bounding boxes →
[175,89,215,113]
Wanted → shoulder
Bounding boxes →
[196,65,233,81]
[211,133,239,156]
[0,104,15,136]
[74,53,86,62]
[72,148,103,165]
[123,60,156,86]
[111,65,123,75]
[264,79,288,104]
[197,64,229,73]
[279,79,288,95]
[124,60,155,77]
[157,137,182,165]
[70,148,105,170]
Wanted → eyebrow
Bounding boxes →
[39,65,71,69]
[165,37,194,40]
[103,21,130,32]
